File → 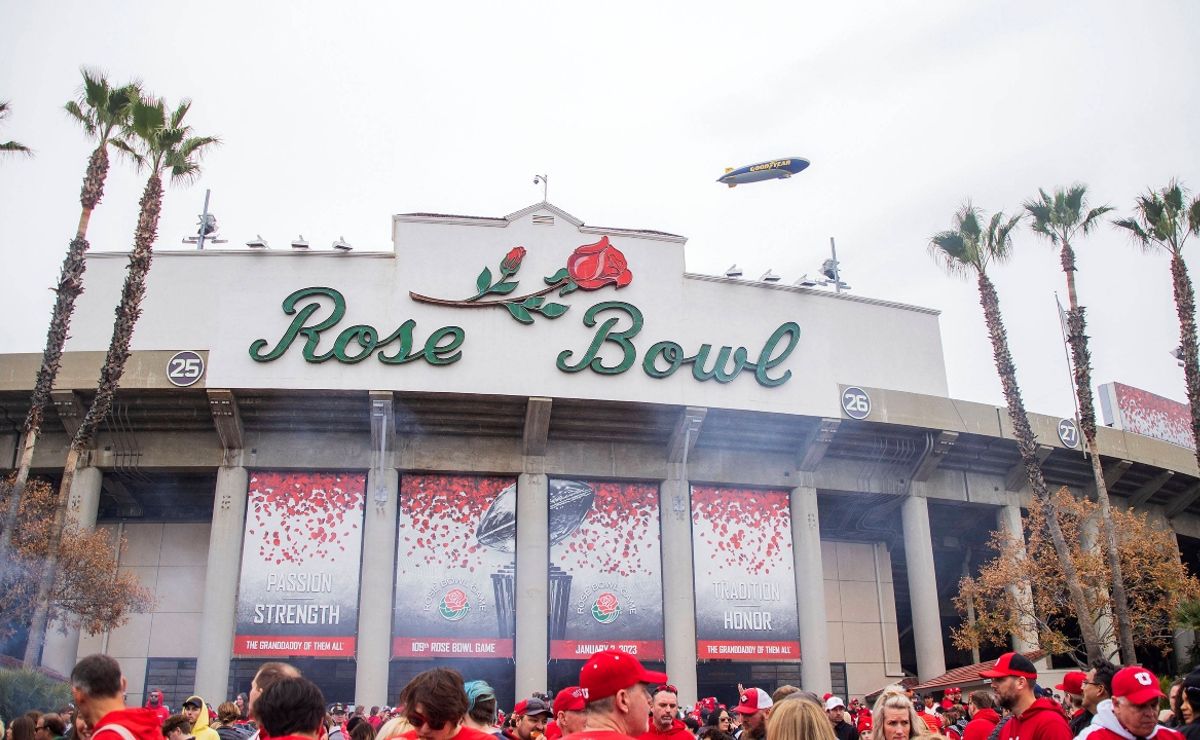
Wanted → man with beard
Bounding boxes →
[1082,667,1182,740]
[637,685,690,740]
[505,698,550,740]
[734,689,773,740]
[979,652,1070,740]
[825,697,859,740]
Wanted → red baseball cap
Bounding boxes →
[735,688,774,714]
[1055,671,1087,696]
[979,652,1038,680]
[579,649,668,702]
[553,686,587,714]
[1112,666,1164,705]
[513,700,528,716]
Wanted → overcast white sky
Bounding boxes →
[1,1,1198,421]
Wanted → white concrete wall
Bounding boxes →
[78,522,210,705]
[62,203,947,417]
[822,540,903,699]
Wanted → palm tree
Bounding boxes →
[1024,185,1134,663]
[0,70,138,566]
[22,94,218,667]
[929,202,1104,662]
[0,100,32,156]
[1115,182,1200,475]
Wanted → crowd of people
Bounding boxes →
[5,650,1200,740]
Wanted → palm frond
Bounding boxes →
[1188,196,1200,236]
[62,100,97,137]
[985,211,1021,265]
[169,99,193,129]
[1064,185,1087,222]
[109,138,145,170]
[80,66,109,111]
[1080,205,1114,235]
[1113,217,1156,253]
[1,140,33,155]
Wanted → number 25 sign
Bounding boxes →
[166,350,206,387]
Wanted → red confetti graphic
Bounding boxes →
[248,471,365,565]
[398,475,514,573]
[557,481,658,577]
[691,486,792,575]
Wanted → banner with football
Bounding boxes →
[691,485,801,661]
[233,471,366,657]
[548,478,664,661]
[392,474,518,659]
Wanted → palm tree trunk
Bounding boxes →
[22,172,162,669]
[21,445,82,666]
[977,271,1103,662]
[1170,254,1200,476]
[1061,243,1137,663]
[0,144,108,565]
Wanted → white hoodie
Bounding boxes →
[1076,699,1174,740]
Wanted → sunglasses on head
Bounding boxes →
[656,684,678,695]
[407,713,447,731]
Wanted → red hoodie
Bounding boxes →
[963,708,1000,740]
[996,698,1072,740]
[93,707,167,740]
[637,720,692,740]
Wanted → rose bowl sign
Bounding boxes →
[250,237,801,388]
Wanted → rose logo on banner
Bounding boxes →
[439,587,471,621]
[409,237,633,324]
[591,592,622,624]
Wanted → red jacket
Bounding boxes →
[963,708,1000,740]
[637,720,692,740]
[996,699,1072,740]
[93,708,166,740]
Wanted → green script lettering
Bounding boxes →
[556,301,643,374]
[250,287,465,367]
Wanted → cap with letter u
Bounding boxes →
[1112,666,1164,705]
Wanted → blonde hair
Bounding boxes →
[871,687,929,740]
[375,717,412,740]
[766,697,837,740]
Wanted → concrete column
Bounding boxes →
[791,476,830,695]
[1081,514,1119,661]
[42,466,104,676]
[194,465,249,701]
[515,467,549,698]
[996,504,1039,654]
[901,494,946,680]
[661,465,698,706]
[1172,532,1196,669]
[355,467,399,706]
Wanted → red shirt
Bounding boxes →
[564,731,640,740]
[1087,727,1184,740]
[93,708,168,740]
[399,730,496,740]
[995,699,1072,740]
[637,720,692,740]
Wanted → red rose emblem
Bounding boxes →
[567,237,632,290]
[444,587,468,611]
[596,592,619,614]
[500,246,526,275]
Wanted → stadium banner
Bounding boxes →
[691,486,801,661]
[233,471,366,657]
[392,474,517,659]
[548,479,665,661]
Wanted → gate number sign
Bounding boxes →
[1058,418,1080,449]
[167,350,205,387]
[841,386,871,420]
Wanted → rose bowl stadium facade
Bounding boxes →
[3,201,1199,710]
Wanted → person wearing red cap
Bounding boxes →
[566,649,668,740]
[1083,666,1182,740]
[637,685,691,740]
[546,687,589,740]
[735,689,774,740]
[978,652,1070,740]
[1055,672,1087,733]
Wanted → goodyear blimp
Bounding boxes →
[717,157,810,188]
